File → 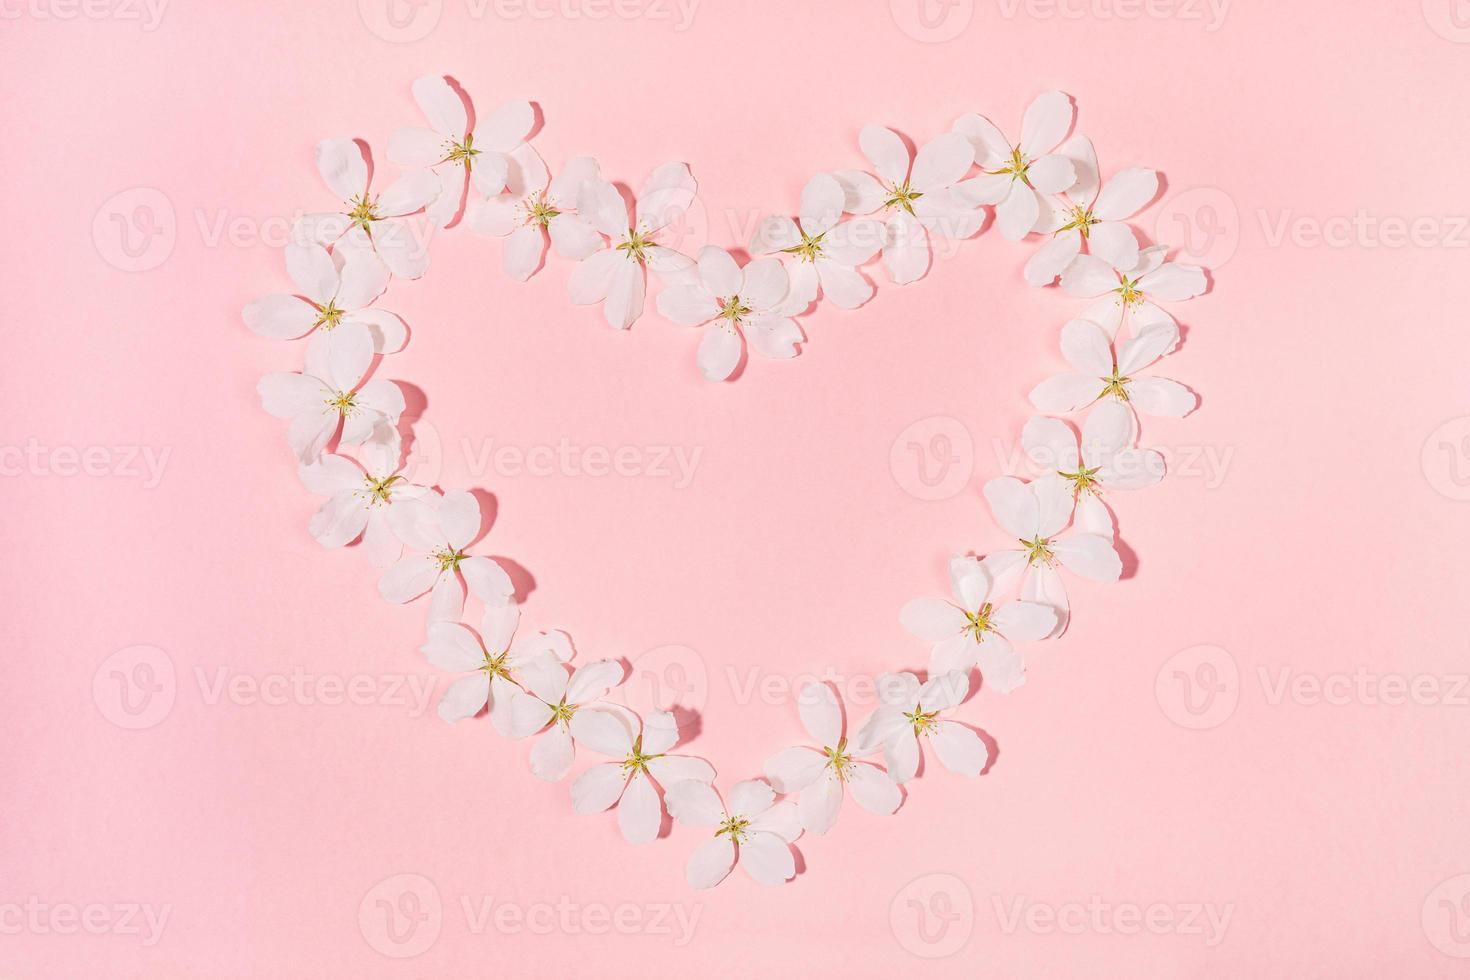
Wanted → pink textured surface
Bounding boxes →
[5,1,1470,976]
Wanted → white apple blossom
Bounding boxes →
[243,243,405,357]
[952,91,1078,241]
[506,656,628,782]
[256,323,404,465]
[467,155,604,281]
[388,75,535,227]
[750,173,884,311]
[762,682,900,835]
[1021,401,1165,537]
[293,138,439,279]
[854,671,987,783]
[567,162,699,329]
[297,428,429,567]
[900,556,1057,694]
[665,778,801,888]
[377,488,515,624]
[422,602,573,729]
[1061,244,1206,339]
[981,474,1122,634]
[832,126,983,284]
[655,245,801,382]
[1028,318,1195,419]
[570,709,715,844]
[1024,135,1158,286]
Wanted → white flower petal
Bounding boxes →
[696,245,742,296]
[797,682,843,747]
[996,182,1041,240]
[566,659,624,704]
[899,597,967,643]
[647,754,715,786]
[571,762,628,814]
[847,762,901,815]
[436,672,491,723]
[763,746,826,794]
[814,260,873,309]
[1138,262,1207,302]
[1127,377,1196,417]
[618,772,663,844]
[636,162,697,234]
[1052,532,1122,581]
[567,247,621,305]
[1023,229,1081,287]
[929,720,989,776]
[745,314,802,359]
[797,771,843,835]
[832,169,887,215]
[728,778,775,819]
[478,98,534,151]
[859,125,911,185]
[569,707,635,757]
[666,779,725,827]
[503,223,547,281]
[1018,90,1074,157]
[951,112,1010,168]
[983,476,1039,538]
[882,211,930,284]
[687,836,736,889]
[243,294,315,340]
[423,621,487,672]
[529,725,575,781]
[991,600,1057,643]
[315,138,367,201]
[602,258,645,329]
[799,173,846,236]
[911,132,974,192]
[1028,153,1076,195]
[377,555,437,604]
[748,799,801,842]
[696,324,742,382]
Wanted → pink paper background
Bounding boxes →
[6,1,1470,976]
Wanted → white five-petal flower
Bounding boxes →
[854,671,987,783]
[900,556,1057,694]
[1021,401,1165,537]
[570,709,716,844]
[1024,135,1158,286]
[750,172,884,311]
[1028,317,1195,419]
[256,324,405,465]
[981,474,1122,634]
[377,488,515,625]
[243,244,406,358]
[567,162,699,329]
[952,91,1078,241]
[1060,244,1206,339]
[297,429,428,567]
[655,245,801,382]
[833,126,982,284]
[506,656,628,782]
[293,138,439,279]
[467,155,604,281]
[665,778,801,888]
[423,602,572,729]
[762,683,901,835]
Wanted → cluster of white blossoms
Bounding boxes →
[244,78,1206,888]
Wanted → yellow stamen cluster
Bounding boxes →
[620,736,663,776]
[1115,277,1144,307]
[1059,204,1098,238]
[718,296,751,324]
[326,390,358,415]
[347,194,380,230]
[432,547,466,572]
[314,301,345,331]
[715,814,751,843]
[357,474,402,507]
[781,230,825,263]
[1061,463,1103,496]
[521,193,561,229]
[906,708,941,737]
[481,649,511,677]
[549,699,577,725]
[823,738,854,781]
[884,182,923,216]
[616,228,656,263]
[989,145,1031,182]
[444,134,480,164]
[1021,536,1056,566]
[1100,370,1131,402]
[965,602,995,643]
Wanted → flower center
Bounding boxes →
[718,295,751,324]
[326,390,357,415]
[1021,535,1055,566]
[549,699,577,725]
[884,181,923,216]
[314,301,345,330]
[1100,370,1131,402]
[823,738,854,781]
[347,194,380,230]
[522,193,561,229]
[432,547,466,572]
[781,230,825,263]
[1115,276,1144,307]
[620,736,662,776]
[481,649,511,678]
[715,814,751,843]
[905,709,941,737]
[964,603,994,642]
[990,145,1031,182]
[616,228,656,263]
[359,474,402,506]
[445,134,479,164]
[1059,204,1097,237]
[1060,464,1103,496]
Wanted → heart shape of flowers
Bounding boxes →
[244,76,1208,889]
